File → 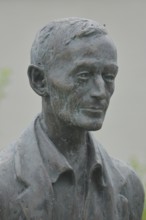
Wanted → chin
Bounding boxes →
[76,120,103,131]
[87,123,103,131]
[74,113,105,131]
[68,114,105,131]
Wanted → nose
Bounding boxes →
[90,76,106,99]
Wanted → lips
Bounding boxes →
[80,103,107,110]
[78,100,108,115]
[80,107,104,113]
[79,104,107,116]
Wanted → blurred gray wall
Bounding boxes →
[0,0,146,163]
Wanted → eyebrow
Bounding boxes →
[72,60,118,73]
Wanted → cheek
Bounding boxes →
[49,83,79,113]
[65,91,83,113]
[50,88,66,112]
[106,82,115,98]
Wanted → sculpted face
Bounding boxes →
[46,35,118,131]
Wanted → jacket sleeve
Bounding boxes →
[123,168,145,220]
[0,146,22,220]
[0,180,9,220]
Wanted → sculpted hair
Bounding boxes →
[30,17,107,70]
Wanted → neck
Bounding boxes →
[40,100,88,162]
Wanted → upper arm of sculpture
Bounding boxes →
[0,148,16,220]
[125,168,145,220]
[0,179,7,220]
[113,158,144,219]
[0,194,3,219]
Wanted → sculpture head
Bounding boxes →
[28,17,118,131]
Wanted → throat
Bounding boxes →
[65,142,88,172]
[40,111,89,175]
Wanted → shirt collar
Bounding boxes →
[35,115,105,187]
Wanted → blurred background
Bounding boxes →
[0,0,146,164]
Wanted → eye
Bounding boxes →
[77,71,91,81]
[102,72,117,82]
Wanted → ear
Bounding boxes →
[27,65,48,97]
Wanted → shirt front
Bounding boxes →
[35,116,126,220]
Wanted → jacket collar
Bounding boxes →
[35,116,73,183]
[35,115,107,186]
[15,115,125,190]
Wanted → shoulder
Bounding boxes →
[0,142,19,199]
[92,135,145,219]
[0,117,36,188]
[113,157,144,194]
[0,143,16,177]
[92,135,144,195]
[0,144,17,219]
[0,117,40,219]
[98,141,144,196]
[0,116,37,179]
[113,158,145,219]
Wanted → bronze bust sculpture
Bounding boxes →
[0,17,144,220]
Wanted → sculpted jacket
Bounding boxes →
[0,116,144,220]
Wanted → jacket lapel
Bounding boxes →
[89,132,130,220]
[14,119,54,219]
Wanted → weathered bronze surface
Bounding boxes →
[0,17,144,220]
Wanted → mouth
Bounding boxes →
[80,107,105,114]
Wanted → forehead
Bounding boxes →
[53,35,117,67]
